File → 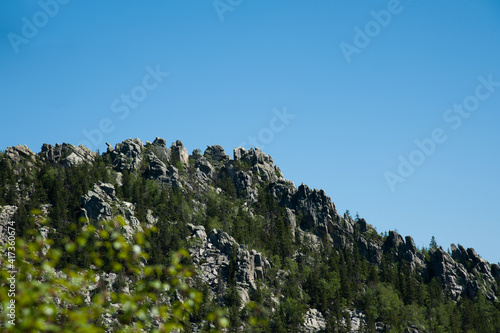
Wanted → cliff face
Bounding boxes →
[1,137,499,332]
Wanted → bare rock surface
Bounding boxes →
[188,224,270,305]
[39,143,97,167]
[80,182,143,241]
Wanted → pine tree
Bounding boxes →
[429,236,438,250]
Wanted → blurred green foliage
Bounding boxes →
[0,214,227,332]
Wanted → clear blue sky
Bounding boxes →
[1,1,499,263]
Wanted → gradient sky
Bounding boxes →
[1,1,499,263]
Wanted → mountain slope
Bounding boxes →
[1,137,499,332]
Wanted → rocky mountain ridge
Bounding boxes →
[1,137,499,332]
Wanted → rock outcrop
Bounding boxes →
[290,184,340,238]
[233,147,283,183]
[429,247,471,300]
[39,143,97,167]
[0,205,18,246]
[170,140,189,166]
[301,308,326,333]
[204,145,230,169]
[106,138,194,189]
[148,137,171,164]
[188,224,270,305]
[5,145,36,164]
[80,182,143,241]
[428,245,497,301]
[444,243,499,300]
[145,150,168,180]
[383,231,426,271]
[192,153,216,187]
[107,138,144,171]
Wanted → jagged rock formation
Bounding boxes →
[5,145,36,164]
[188,224,270,305]
[301,308,326,332]
[6,142,96,168]
[233,147,283,183]
[107,138,144,171]
[0,205,17,246]
[39,143,97,167]
[204,145,230,169]
[80,182,143,242]
[383,231,426,271]
[192,152,216,188]
[440,243,499,301]
[170,140,190,166]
